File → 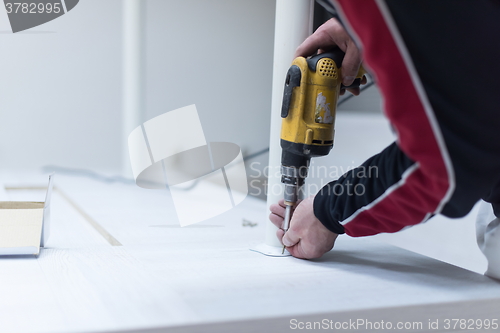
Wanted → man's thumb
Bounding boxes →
[282,229,299,247]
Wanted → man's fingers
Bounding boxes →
[282,227,300,248]
[294,18,363,88]
[270,203,285,217]
[276,228,285,246]
[294,30,335,58]
[269,213,283,229]
[341,76,366,96]
[269,202,285,229]
[269,200,289,228]
[340,41,362,86]
[269,199,300,229]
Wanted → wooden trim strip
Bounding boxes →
[5,186,122,246]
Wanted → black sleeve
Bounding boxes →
[314,142,415,235]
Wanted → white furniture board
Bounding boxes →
[0,172,499,333]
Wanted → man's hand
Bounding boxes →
[294,18,365,96]
[269,196,338,259]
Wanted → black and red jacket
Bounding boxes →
[314,0,500,236]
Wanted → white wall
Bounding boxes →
[144,0,275,159]
[0,0,122,170]
[0,0,276,173]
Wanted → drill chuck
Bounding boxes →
[281,165,307,204]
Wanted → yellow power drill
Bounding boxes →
[280,47,365,252]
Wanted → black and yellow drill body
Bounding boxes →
[280,48,365,225]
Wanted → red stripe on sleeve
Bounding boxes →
[335,0,451,236]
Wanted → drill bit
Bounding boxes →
[282,204,292,254]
